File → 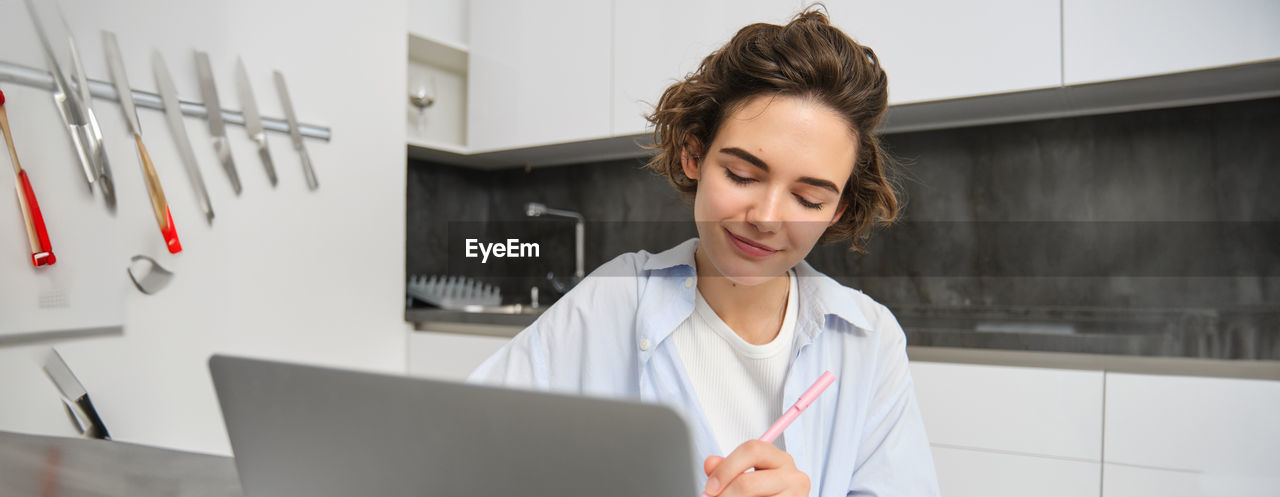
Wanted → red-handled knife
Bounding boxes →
[0,89,57,267]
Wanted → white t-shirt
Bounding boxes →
[672,269,799,455]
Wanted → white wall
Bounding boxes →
[0,0,409,455]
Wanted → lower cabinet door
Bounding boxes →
[408,331,510,381]
[933,445,1100,497]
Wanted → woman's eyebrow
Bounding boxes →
[719,147,841,194]
[720,147,771,171]
[797,177,840,194]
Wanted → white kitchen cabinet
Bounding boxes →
[467,0,613,152]
[408,330,510,381]
[407,0,469,49]
[407,34,469,153]
[1102,462,1280,497]
[1103,373,1280,487]
[1101,464,1203,497]
[614,0,1062,133]
[933,446,1100,497]
[829,0,1061,105]
[1064,0,1280,85]
[611,0,805,137]
[416,0,1276,168]
[910,362,1104,461]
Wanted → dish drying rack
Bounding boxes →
[407,275,501,310]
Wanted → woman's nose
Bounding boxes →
[745,188,784,233]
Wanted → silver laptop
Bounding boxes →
[209,354,697,497]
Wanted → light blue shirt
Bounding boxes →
[469,238,940,496]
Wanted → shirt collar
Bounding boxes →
[794,260,875,334]
[642,238,699,272]
[641,238,875,336]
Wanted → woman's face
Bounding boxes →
[683,94,856,286]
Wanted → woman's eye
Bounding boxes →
[724,169,755,185]
[794,194,824,210]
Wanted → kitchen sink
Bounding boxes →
[453,304,543,315]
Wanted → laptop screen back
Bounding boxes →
[209,354,697,497]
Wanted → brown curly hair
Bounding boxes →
[645,8,899,252]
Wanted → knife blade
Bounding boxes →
[42,349,110,440]
[104,32,182,254]
[273,71,318,190]
[235,57,277,186]
[24,0,98,190]
[154,51,214,224]
[102,32,141,135]
[195,51,242,194]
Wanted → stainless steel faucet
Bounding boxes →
[525,202,584,280]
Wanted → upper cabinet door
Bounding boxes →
[1064,0,1280,85]
[468,0,613,151]
[830,0,1062,106]
[612,0,806,137]
[407,0,469,48]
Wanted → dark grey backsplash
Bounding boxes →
[407,97,1280,359]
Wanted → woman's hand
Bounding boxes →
[702,440,811,497]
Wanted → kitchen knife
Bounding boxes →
[235,57,278,186]
[53,0,115,206]
[42,349,110,440]
[154,51,215,224]
[65,36,116,209]
[0,89,56,267]
[273,71,319,190]
[104,31,182,254]
[195,51,242,194]
[23,0,104,198]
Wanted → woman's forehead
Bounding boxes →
[714,95,858,181]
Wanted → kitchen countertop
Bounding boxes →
[406,307,542,329]
[0,430,241,497]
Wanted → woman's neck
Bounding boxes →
[693,246,790,345]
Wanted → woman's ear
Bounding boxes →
[680,138,703,180]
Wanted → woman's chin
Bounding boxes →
[723,274,778,287]
[710,257,789,286]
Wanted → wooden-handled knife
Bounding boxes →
[103,31,181,254]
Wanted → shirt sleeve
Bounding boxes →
[466,321,550,390]
[847,307,941,496]
[466,250,647,393]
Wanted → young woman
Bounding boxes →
[470,9,940,497]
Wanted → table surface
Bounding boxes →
[0,430,242,497]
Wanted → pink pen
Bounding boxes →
[760,370,836,443]
[701,371,837,497]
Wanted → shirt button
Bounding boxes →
[639,338,651,351]
[684,277,694,288]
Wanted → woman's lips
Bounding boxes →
[725,228,778,258]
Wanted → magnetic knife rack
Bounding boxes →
[0,60,331,142]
